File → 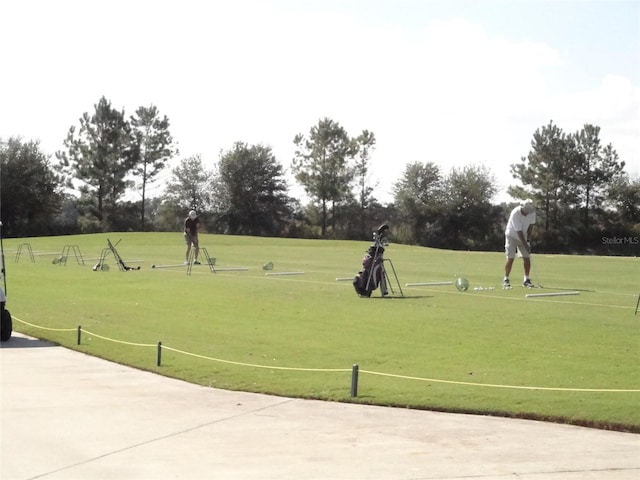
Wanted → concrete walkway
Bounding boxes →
[1,333,639,480]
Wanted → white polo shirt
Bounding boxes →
[505,206,536,241]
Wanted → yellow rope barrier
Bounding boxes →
[11,316,640,393]
[359,370,640,393]
[13,318,76,332]
[161,344,350,372]
[81,329,156,348]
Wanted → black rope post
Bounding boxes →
[157,341,162,367]
[635,292,639,315]
[77,325,82,345]
[350,364,359,397]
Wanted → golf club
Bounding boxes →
[529,247,543,288]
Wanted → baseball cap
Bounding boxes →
[521,199,535,214]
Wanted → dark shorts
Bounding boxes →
[184,233,199,247]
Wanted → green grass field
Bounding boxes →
[4,232,639,432]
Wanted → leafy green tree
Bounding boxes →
[51,194,80,235]
[0,137,63,237]
[130,105,178,230]
[141,197,166,231]
[213,142,294,236]
[509,121,577,248]
[441,164,499,249]
[154,198,185,233]
[353,130,378,239]
[511,121,631,252]
[393,162,500,249]
[292,118,356,237]
[392,161,443,245]
[56,96,138,232]
[571,124,626,228]
[608,174,640,225]
[163,154,213,221]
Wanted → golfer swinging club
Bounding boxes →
[184,210,201,265]
[503,199,536,288]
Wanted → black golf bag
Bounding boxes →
[353,224,392,297]
[353,244,385,297]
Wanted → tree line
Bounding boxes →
[1,97,638,255]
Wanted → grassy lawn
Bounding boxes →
[4,232,639,432]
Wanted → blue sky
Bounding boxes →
[1,0,638,204]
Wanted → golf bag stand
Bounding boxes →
[93,239,122,271]
[107,239,140,271]
[381,258,404,297]
[353,224,404,298]
[186,247,215,275]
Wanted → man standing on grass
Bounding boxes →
[503,199,536,288]
[184,210,201,265]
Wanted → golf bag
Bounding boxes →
[108,239,140,271]
[353,244,385,297]
[353,224,391,297]
[1,304,11,342]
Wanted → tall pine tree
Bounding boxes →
[130,105,178,230]
[292,118,356,237]
[509,120,575,235]
[56,97,137,232]
[571,124,625,228]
